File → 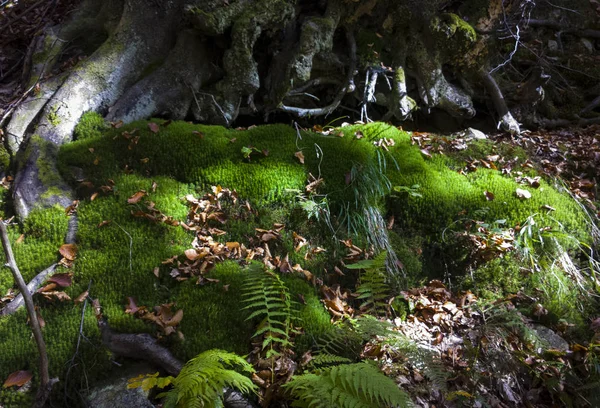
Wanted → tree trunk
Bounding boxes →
[1,0,598,216]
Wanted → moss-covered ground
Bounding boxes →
[0,116,595,405]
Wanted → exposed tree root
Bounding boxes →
[106,30,218,123]
[0,264,58,317]
[279,29,356,118]
[481,70,521,135]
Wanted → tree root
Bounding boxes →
[480,70,521,135]
[408,37,475,119]
[0,264,58,317]
[95,301,257,408]
[279,28,356,118]
[106,30,218,124]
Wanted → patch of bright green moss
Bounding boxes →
[73,111,107,141]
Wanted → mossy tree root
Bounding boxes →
[0,264,57,317]
[105,30,219,124]
[9,0,186,218]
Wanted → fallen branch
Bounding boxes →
[0,221,56,408]
[537,116,600,129]
[0,263,57,316]
[580,95,600,115]
[480,70,521,135]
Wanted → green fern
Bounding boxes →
[160,349,257,408]
[347,251,390,316]
[242,264,293,358]
[316,326,363,358]
[308,353,353,369]
[284,362,412,408]
[385,334,449,392]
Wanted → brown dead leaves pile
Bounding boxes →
[160,186,325,287]
[125,298,184,339]
[501,125,600,215]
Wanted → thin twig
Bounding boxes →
[0,220,55,407]
[64,280,93,404]
[113,222,133,273]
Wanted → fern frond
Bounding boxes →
[307,353,352,369]
[316,327,363,358]
[386,334,449,392]
[162,349,257,408]
[284,362,412,408]
[242,264,293,354]
[349,252,390,316]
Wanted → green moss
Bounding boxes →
[0,119,594,405]
[47,106,61,127]
[0,144,10,171]
[73,111,107,141]
[24,135,62,187]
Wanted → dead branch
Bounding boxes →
[525,19,600,39]
[0,263,57,316]
[0,221,56,408]
[480,70,521,135]
[537,116,600,129]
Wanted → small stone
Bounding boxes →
[465,127,487,140]
[532,324,569,351]
[547,40,559,52]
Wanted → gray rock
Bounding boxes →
[532,324,569,351]
[86,363,156,408]
[465,127,487,140]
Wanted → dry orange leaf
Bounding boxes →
[165,309,184,327]
[97,220,111,228]
[148,122,160,133]
[59,244,78,261]
[294,151,305,164]
[15,234,24,244]
[127,190,147,204]
[184,249,202,261]
[3,370,33,388]
[74,291,89,304]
